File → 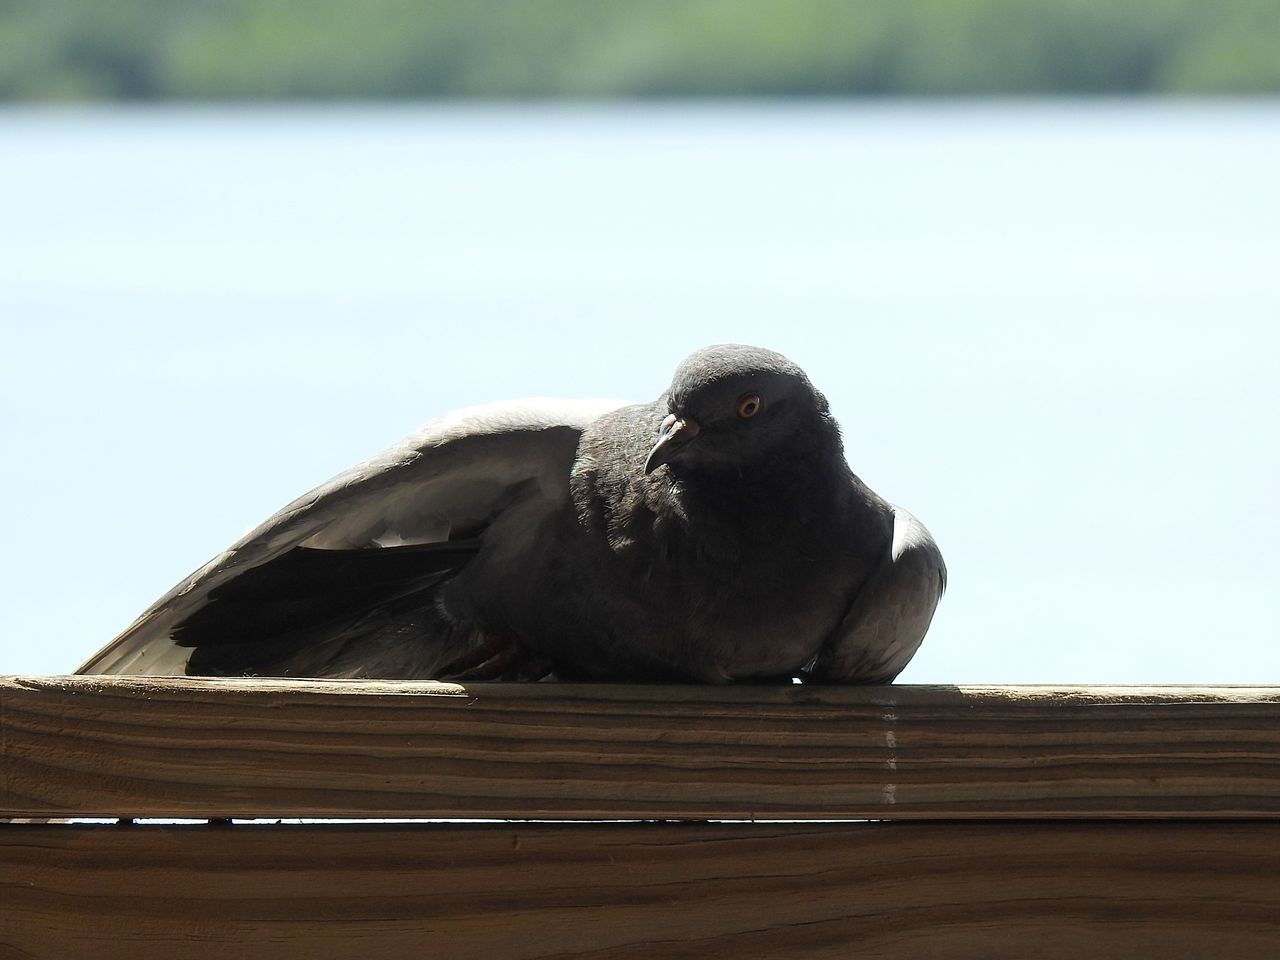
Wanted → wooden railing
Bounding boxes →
[2,676,1279,958]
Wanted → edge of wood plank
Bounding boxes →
[3,676,1279,821]
[7,674,1280,702]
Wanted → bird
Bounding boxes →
[78,344,946,684]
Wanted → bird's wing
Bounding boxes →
[77,398,626,676]
[806,506,946,684]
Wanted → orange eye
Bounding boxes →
[736,394,762,419]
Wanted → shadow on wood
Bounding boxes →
[3,821,1280,960]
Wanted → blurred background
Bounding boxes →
[2,1,1277,682]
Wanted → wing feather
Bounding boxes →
[806,506,946,684]
[77,398,624,675]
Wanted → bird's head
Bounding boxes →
[644,344,839,477]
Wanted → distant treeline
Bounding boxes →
[2,0,1277,100]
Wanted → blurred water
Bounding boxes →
[2,101,1278,681]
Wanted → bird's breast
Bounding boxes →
[597,518,860,681]
[561,447,885,681]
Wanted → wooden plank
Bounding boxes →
[1,820,1277,959]
[2,676,1279,820]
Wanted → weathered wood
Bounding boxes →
[2,676,1279,819]
[1,820,1277,959]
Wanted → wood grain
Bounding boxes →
[2,676,1279,819]
[2,820,1277,959]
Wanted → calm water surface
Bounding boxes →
[2,101,1278,682]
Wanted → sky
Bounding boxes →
[2,100,1278,684]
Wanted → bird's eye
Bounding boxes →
[736,394,763,419]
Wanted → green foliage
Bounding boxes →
[1,0,1276,100]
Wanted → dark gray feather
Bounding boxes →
[78,346,944,683]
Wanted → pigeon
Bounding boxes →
[78,344,946,683]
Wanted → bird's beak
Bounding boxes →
[645,414,701,474]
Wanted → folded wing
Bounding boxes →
[806,506,947,684]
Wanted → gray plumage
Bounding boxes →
[79,344,945,683]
